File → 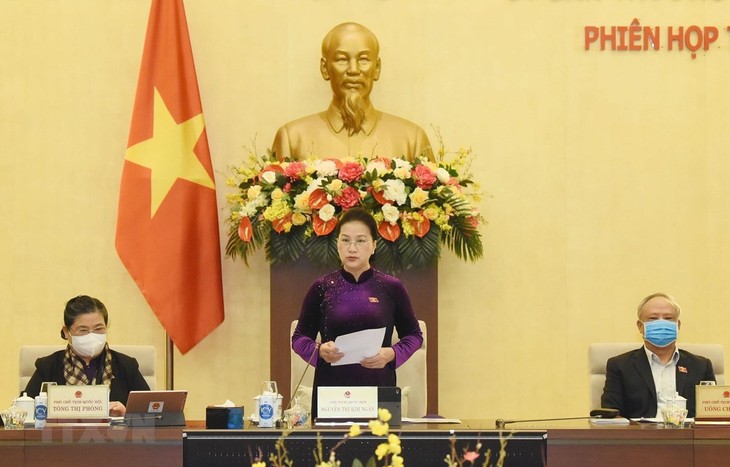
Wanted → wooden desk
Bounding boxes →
[0,423,185,467]
[693,425,730,466]
[4,420,730,467]
[469,419,696,467]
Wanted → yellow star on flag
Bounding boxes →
[125,87,215,217]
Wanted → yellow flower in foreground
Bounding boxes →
[375,442,390,460]
[348,424,362,437]
[387,433,402,455]
[252,463,266,467]
[390,454,405,466]
[378,408,392,422]
[369,419,389,436]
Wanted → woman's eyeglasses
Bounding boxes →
[338,238,371,249]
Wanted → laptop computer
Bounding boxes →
[124,390,188,427]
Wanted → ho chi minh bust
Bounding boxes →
[271,22,433,162]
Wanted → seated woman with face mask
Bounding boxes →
[23,295,150,416]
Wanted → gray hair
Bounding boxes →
[636,292,681,319]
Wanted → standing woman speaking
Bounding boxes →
[291,207,423,412]
[24,295,150,416]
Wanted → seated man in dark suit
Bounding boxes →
[601,292,715,418]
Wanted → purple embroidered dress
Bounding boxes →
[292,268,423,407]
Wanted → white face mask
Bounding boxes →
[71,333,106,358]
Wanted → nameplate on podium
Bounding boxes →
[316,386,401,426]
[47,384,110,423]
[695,384,730,425]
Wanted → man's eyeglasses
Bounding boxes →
[338,238,372,249]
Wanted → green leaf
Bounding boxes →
[373,238,403,274]
[305,234,340,268]
[225,217,269,266]
[397,227,441,269]
[442,216,483,262]
[267,226,307,264]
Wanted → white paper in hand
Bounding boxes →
[332,327,386,366]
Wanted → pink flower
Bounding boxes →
[338,162,365,183]
[333,186,361,209]
[412,165,437,190]
[284,161,307,180]
[463,451,480,462]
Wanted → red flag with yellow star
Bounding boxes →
[116,0,224,354]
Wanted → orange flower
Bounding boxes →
[411,214,430,238]
[309,188,330,210]
[378,221,401,242]
[238,217,253,242]
[313,215,338,236]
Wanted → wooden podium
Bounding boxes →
[270,259,439,414]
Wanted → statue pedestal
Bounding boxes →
[270,260,439,415]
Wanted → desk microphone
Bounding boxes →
[495,408,619,429]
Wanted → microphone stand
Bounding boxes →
[495,409,619,429]
[495,416,591,429]
[283,343,319,416]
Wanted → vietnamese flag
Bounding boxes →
[116,0,224,354]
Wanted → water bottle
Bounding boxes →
[34,392,47,429]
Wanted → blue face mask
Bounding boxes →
[643,319,678,347]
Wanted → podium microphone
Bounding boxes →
[495,408,619,429]
[284,342,320,415]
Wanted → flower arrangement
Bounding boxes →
[250,408,510,467]
[225,140,484,273]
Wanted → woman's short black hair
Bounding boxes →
[61,295,108,339]
[337,207,378,239]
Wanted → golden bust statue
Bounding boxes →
[271,22,433,161]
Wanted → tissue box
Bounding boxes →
[206,406,243,429]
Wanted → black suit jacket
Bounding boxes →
[601,346,715,418]
[23,348,150,405]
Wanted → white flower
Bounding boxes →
[381,203,400,224]
[393,158,412,179]
[436,167,451,184]
[307,177,325,191]
[366,160,389,175]
[383,179,407,205]
[315,159,338,177]
[318,204,336,221]
[240,203,259,217]
[247,185,262,200]
[393,158,412,171]
[393,166,411,179]
[261,171,277,184]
